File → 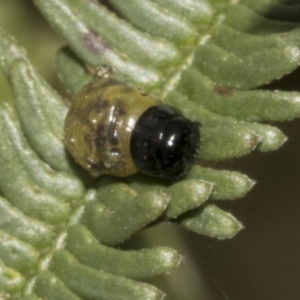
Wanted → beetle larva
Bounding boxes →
[64,66,200,180]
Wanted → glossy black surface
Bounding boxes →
[130,105,200,180]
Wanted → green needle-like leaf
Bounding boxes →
[151,0,214,24]
[180,204,244,239]
[66,224,181,280]
[68,0,181,67]
[0,103,70,224]
[83,190,170,245]
[0,195,53,248]
[33,0,163,89]
[0,261,24,294]
[0,230,39,272]
[107,0,198,45]
[194,42,300,89]
[187,166,255,201]
[17,295,40,300]
[180,67,300,122]
[49,250,165,300]
[56,47,94,95]
[35,271,82,300]
[165,179,213,218]
[225,3,299,35]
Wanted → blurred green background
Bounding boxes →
[1,1,300,299]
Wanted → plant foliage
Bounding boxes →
[1,0,300,299]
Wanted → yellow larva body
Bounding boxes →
[64,75,160,177]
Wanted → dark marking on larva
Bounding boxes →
[115,101,126,116]
[140,92,148,97]
[214,85,233,96]
[137,87,148,97]
[86,157,106,172]
[92,124,107,149]
[96,123,106,133]
[93,99,109,112]
[83,28,111,54]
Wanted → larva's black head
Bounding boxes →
[130,105,200,181]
